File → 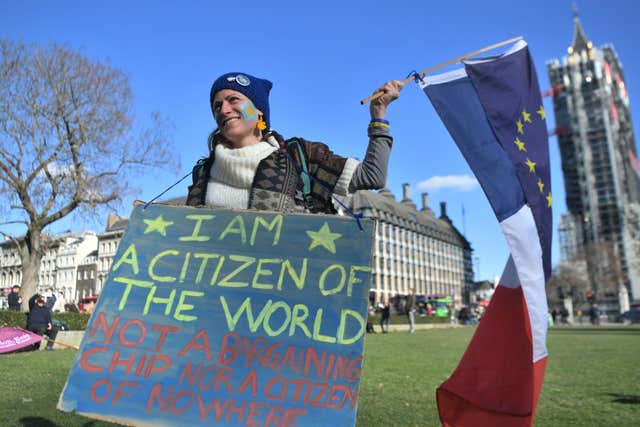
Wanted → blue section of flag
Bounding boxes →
[425,76,526,223]
[423,43,551,281]
[465,46,551,281]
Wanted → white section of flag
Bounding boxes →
[500,204,548,362]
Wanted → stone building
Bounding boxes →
[0,231,97,301]
[348,185,473,308]
[96,214,128,294]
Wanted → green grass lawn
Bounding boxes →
[1,327,638,426]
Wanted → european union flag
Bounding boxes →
[420,40,551,427]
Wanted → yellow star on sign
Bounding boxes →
[537,105,546,120]
[516,119,524,134]
[546,192,553,207]
[525,158,537,173]
[143,215,174,236]
[514,137,526,152]
[306,222,342,254]
[522,109,532,123]
[537,178,545,193]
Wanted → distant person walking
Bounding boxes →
[406,288,416,334]
[8,285,22,311]
[380,298,391,333]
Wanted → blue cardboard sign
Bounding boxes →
[58,204,374,427]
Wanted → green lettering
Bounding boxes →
[219,296,271,332]
[179,252,191,283]
[111,243,139,275]
[263,301,291,336]
[347,265,371,297]
[112,276,154,311]
[144,286,176,316]
[313,308,336,343]
[174,291,204,322]
[216,255,255,288]
[277,258,308,291]
[250,215,283,246]
[193,253,221,284]
[179,214,215,242]
[252,258,282,290]
[148,250,179,283]
[336,309,365,345]
[218,215,246,244]
[319,264,346,296]
[289,304,311,338]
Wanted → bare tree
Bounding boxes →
[0,40,178,306]
[546,260,589,309]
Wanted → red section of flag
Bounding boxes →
[437,357,547,427]
[437,286,534,423]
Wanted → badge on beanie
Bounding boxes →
[226,74,251,87]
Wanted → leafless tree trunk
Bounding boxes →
[0,40,178,306]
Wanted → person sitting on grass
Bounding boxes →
[26,297,58,351]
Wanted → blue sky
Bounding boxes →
[2,0,639,282]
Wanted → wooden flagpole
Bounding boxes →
[360,36,524,105]
[43,336,80,350]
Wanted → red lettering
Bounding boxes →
[282,408,307,427]
[196,395,228,420]
[310,383,329,407]
[179,328,212,361]
[264,405,284,427]
[237,370,258,398]
[303,347,326,379]
[146,383,172,412]
[88,312,120,344]
[224,399,246,424]
[246,402,267,427]
[112,381,140,404]
[80,346,108,373]
[265,376,288,402]
[218,332,241,364]
[134,354,148,376]
[90,378,112,403]
[118,319,146,347]
[108,350,136,375]
[169,390,194,416]
[179,360,202,387]
[151,324,180,352]
[145,354,172,377]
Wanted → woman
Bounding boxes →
[186,72,402,212]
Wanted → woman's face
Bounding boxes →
[212,89,261,143]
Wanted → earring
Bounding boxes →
[257,114,267,131]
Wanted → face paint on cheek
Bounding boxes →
[239,101,259,122]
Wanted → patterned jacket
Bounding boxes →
[185,131,351,214]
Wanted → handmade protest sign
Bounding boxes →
[58,204,375,427]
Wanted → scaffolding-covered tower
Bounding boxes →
[547,11,640,307]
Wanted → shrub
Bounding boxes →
[0,309,90,330]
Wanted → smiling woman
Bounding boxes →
[186,72,404,214]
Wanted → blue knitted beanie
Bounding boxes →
[210,72,272,129]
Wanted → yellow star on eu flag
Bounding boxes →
[522,109,532,123]
[537,105,546,120]
[516,119,524,134]
[546,192,553,208]
[143,215,174,236]
[525,158,537,173]
[537,179,545,193]
[306,222,342,254]
[514,137,526,152]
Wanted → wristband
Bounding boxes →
[369,118,390,129]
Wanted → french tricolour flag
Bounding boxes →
[420,40,552,426]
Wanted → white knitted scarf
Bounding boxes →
[205,141,277,209]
